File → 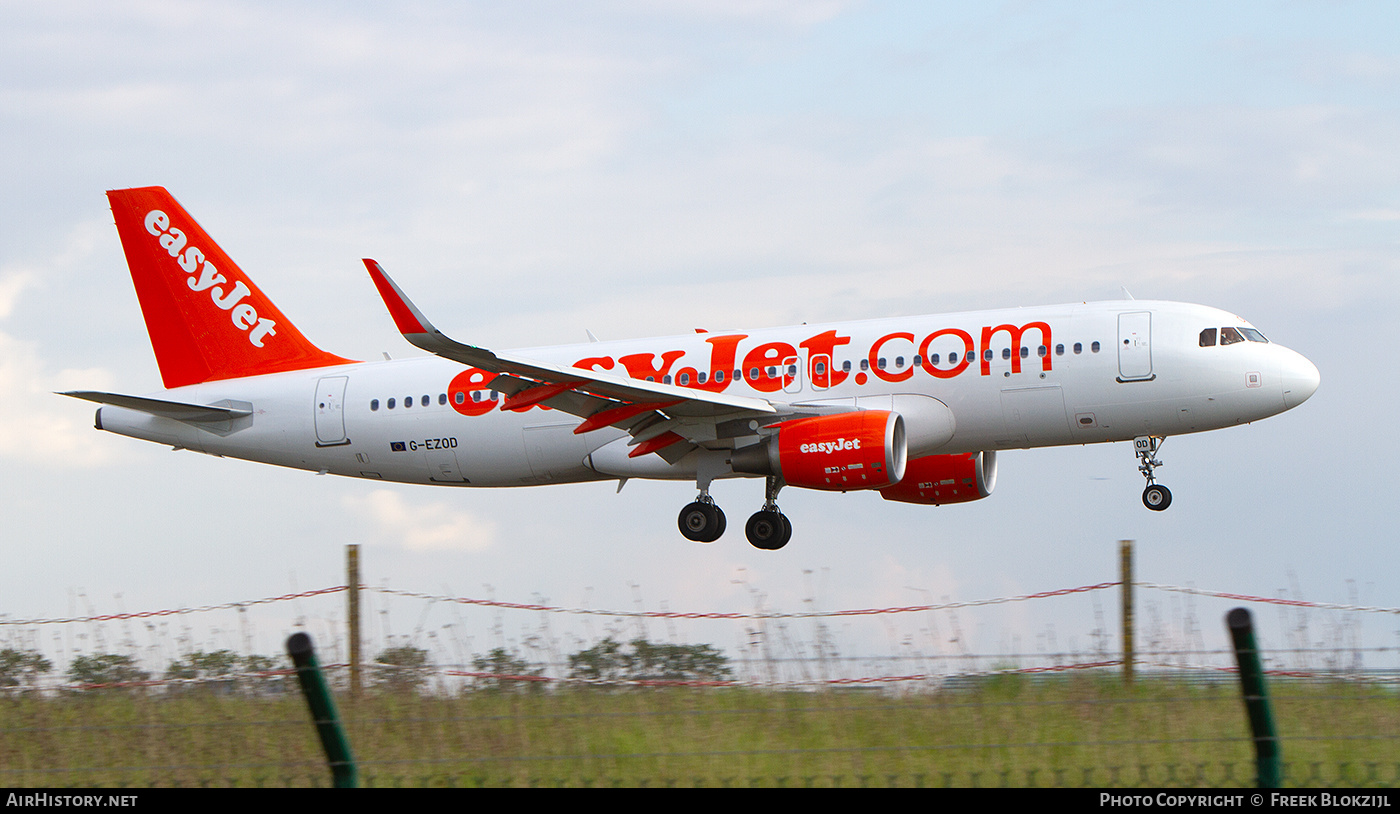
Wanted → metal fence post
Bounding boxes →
[287,632,358,788]
[1226,607,1281,788]
[1120,540,1134,686]
[348,544,361,697]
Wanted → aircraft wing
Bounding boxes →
[364,260,798,462]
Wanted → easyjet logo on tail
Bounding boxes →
[144,210,278,348]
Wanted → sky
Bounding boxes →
[2,1,1397,677]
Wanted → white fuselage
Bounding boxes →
[95,300,1319,489]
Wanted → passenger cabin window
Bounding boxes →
[1055,344,1064,356]
[438,394,447,405]
[1073,343,1082,354]
[1091,341,1101,353]
[1200,328,1217,347]
[387,398,396,409]
[370,399,379,411]
[1220,327,1244,345]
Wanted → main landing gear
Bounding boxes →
[678,494,726,543]
[1135,435,1172,511]
[677,476,793,550]
[744,476,792,550]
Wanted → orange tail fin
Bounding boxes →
[107,187,353,388]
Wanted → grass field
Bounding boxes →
[1,674,1395,787]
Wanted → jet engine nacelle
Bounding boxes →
[879,450,997,505]
[731,410,907,491]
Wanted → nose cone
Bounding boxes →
[1281,349,1320,408]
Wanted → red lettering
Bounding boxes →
[574,356,615,372]
[618,350,685,382]
[980,322,1052,376]
[741,341,796,393]
[800,330,851,388]
[919,328,975,379]
[448,367,497,416]
[675,335,747,393]
[869,332,915,382]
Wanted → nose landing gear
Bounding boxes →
[1135,435,1172,511]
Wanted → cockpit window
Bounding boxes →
[1220,327,1244,345]
[1199,328,1217,347]
[1239,327,1269,343]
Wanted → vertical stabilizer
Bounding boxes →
[107,187,353,388]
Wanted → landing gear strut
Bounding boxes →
[745,476,792,550]
[678,493,726,542]
[1134,435,1172,511]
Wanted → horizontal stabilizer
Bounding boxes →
[61,391,253,424]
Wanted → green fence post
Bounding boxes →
[1226,607,1281,788]
[287,632,358,788]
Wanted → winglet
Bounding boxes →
[364,259,434,336]
[363,259,504,371]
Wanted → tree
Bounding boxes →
[471,647,546,693]
[628,639,731,682]
[165,649,241,681]
[164,650,285,695]
[68,654,150,688]
[0,649,52,690]
[373,645,431,694]
[568,638,732,685]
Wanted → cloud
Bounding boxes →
[0,272,118,467]
[347,488,497,552]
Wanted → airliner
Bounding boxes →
[67,187,1320,550]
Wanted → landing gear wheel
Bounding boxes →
[745,510,792,550]
[1142,484,1172,511]
[1134,436,1172,512]
[679,501,726,542]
